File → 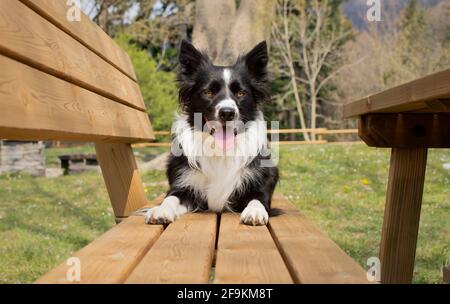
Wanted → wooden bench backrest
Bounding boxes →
[0,0,154,218]
[0,0,154,143]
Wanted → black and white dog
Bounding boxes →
[145,40,279,226]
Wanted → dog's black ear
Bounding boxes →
[179,39,208,76]
[244,41,268,77]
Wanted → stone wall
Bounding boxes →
[0,141,46,176]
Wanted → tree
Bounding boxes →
[123,0,195,70]
[192,0,276,65]
[271,0,352,140]
[85,0,137,35]
[397,0,427,73]
[332,0,450,129]
[116,35,178,131]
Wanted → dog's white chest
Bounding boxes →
[178,157,250,212]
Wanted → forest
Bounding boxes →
[80,0,450,139]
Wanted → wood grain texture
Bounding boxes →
[35,216,163,284]
[215,213,293,284]
[0,55,153,142]
[269,194,372,284]
[0,0,145,111]
[20,0,137,81]
[359,114,450,148]
[344,68,450,117]
[125,213,217,283]
[380,148,428,284]
[95,143,149,218]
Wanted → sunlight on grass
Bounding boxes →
[0,144,448,283]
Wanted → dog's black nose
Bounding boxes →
[218,107,236,122]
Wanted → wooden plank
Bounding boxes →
[153,131,171,136]
[96,143,149,218]
[268,194,372,284]
[0,0,145,111]
[215,213,293,284]
[35,216,163,284]
[152,129,358,136]
[133,142,172,148]
[267,128,327,134]
[133,140,330,148]
[319,129,358,135]
[21,0,137,81]
[269,140,328,145]
[359,114,450,148]
[344,68,450,117]
[125,213,217,283]
[380,148,427,284]
[0,55,153,142]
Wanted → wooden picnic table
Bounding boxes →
[344,68,450,283]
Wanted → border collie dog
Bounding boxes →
[144,40,279,226]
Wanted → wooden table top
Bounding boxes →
[344,68,450,118]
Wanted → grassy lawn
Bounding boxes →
[0,144,448,283]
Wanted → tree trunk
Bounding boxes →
[288,110,296,141]
[193,0,276,65]
[219,0,277,65]
[310,85,317,141]
[192,0,236,63]
[97,1,110,34]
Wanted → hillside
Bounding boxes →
[343,0,446,29]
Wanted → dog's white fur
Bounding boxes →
[144,111,270,224]
[144,196,188,224]
[240,199,269,225]
[173,112,266,212]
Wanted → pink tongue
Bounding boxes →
[213,129,235,150]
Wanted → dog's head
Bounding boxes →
[177,40,270,150]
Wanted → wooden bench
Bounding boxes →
[0,0,370,284]
[58,154,98,175]
[344,68,450,284]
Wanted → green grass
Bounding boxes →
[0,144,448,283]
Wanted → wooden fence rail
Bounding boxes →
[133,128,359,148]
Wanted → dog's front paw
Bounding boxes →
[144,196,188,225]
[144,205,176,225]
[240,200,269,226]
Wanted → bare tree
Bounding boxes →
[272,0,351,140]
[192,0,276,65]
[219,0,277,65]
[88,0,135,35]
[192,0,236,63]
[271,0,309,140]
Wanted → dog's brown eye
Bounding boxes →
[203,90,214,98]
[236,90,246,97]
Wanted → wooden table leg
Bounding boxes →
[380,148,428,284]
[95,143,148,221]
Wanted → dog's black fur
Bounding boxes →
[165,40,279,218]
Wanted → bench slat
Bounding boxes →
[21,0,137,81]
[35,216,163,284]
[344,68,450,117]
[125,213,217,283]
[0,55,153,142]
[269,194,371,284]
[215,213,293,283]
[0,0,145,111]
